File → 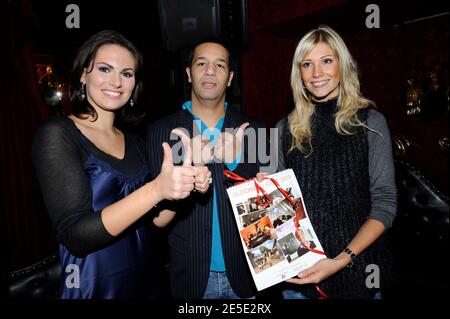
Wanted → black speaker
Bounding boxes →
[158,0,248,52]
[220,0,248,49]
[158,0,221,52]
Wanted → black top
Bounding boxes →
[32,116,148,256]
[275,106,397,230]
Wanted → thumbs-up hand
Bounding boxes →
[214,122,249,163]
[171,128,214,165]
[171,128,212,194]
[155,142,197,200]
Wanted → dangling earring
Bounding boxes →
[129,99,134,107]
[80,83,86,100]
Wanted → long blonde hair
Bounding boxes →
[289,25,374,153]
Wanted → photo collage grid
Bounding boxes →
[236,186,317,274]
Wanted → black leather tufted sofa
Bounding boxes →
[387,160,449,297]
[393,160,448,241]
[6,252,60,299]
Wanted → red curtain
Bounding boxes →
[1,0,57,273]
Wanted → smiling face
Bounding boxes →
[300,42,340,102]
[186,42,234,105]
[81,44,136,113]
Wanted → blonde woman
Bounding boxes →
[276,25,397,298]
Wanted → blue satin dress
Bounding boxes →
[59,136,152,299]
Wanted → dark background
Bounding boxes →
[1,0,448,297]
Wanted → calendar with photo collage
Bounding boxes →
[226,169,326,291]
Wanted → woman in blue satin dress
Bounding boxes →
[32,30,211,299]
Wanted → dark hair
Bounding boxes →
[69,30,143,121]
[185,38,235,71]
